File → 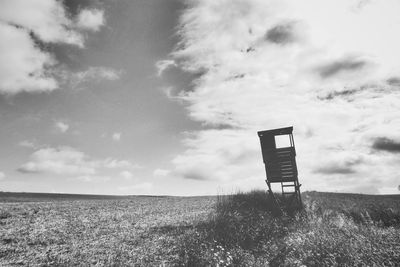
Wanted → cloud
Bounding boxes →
[0,23,58,94]
[353,0,372,11]
[18,147,96,175]
[314,164,356,175]
[387,77,400,86]
[155,60,177,76]
[0,172,5,180]
[317,88,363,101]
[120,171,133,180]
[76,9,105,32]
[112,133,121,141]
[18,140,36,148]
[55,121,69,133]
[74,67,121,81]
[163,0,400,193]
[66,67,122,89]
[18,146,138,180]
[0,0,83,46]
[372,137,400,153]
[265,21,300,45]
[174,167,209,181]
[316,56,369,79]
[171,129,260,181]
[0,0,106,94]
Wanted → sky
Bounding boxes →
[0,0,399,195]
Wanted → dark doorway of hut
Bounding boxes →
[258,126,303,215]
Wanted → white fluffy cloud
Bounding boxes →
[0,0,84,46]
[0,23,58,94]
[166,0,400,193]
[18,147,96,175]
[112,133,122,141]
[0,0,106,94]
[18,147,138,181]
[55,121,69,133]
[76,9,105,32]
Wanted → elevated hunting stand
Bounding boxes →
[258,126,302,211]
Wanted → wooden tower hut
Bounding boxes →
[257,126,302,210]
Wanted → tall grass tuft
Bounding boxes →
[175,190,299,266]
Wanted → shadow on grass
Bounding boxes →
[152,190,305,266]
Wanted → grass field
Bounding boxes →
[0,191,399,266]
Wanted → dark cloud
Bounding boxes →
[265,22,297,45]
[16,166,38,174]
[318,88,361,101]
[244,47,255,53]
[314,157,363,175]
[231,73,246,80]
[387,77,400,86]
[372,137,400,153]
[317,57,368,78]
[314,165,356,175]
[202,123,239,130]
[180,170,208,180]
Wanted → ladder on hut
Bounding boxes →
[257,126,302,212]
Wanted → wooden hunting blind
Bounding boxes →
[258,126,302,210]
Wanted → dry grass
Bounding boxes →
[0,196,215,266]
[175,191,400,266]
[1,191,399,266]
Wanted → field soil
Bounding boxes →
[0,191,399,266]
